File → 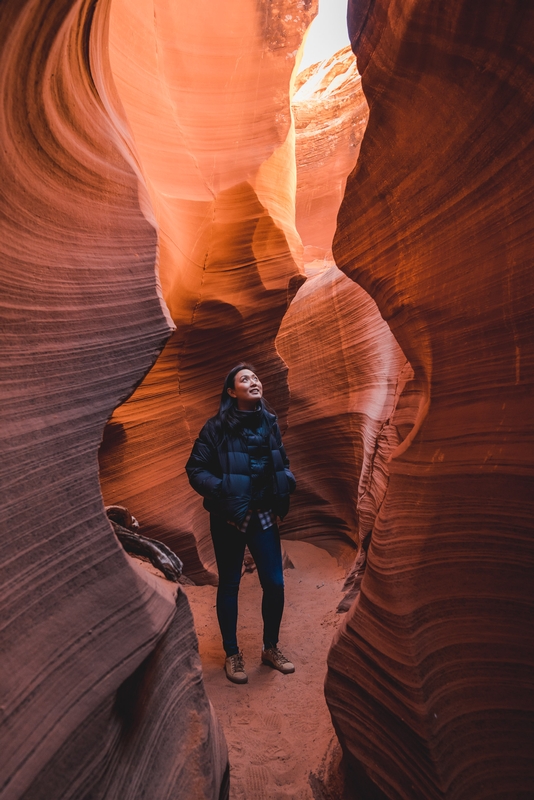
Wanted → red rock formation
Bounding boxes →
[19,587,228,800]
[7,0,532,796]
[327,1,534,797]
[277,264,408,560]
[0,0,226,797]
[278,46,410,578]
[98,0,314,581]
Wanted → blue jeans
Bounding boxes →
[210,513,285,657]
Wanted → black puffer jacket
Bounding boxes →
[186,409,296,526]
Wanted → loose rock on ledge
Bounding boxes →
[106,505,184,583]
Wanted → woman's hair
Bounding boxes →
[214,362,274,439]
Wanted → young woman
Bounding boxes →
[186,364,296,684]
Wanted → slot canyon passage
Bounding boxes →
[1,0,533,799]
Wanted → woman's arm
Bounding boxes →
[185,424,223,499]
[273,423,296,493]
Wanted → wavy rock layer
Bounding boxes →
[21,583,228,800]
[277,264,407,558]
[0,0,226,797]
[327,1,534,798]
[98,0,314,580]
[277,46,407,567]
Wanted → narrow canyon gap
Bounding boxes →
[1,2,533,800]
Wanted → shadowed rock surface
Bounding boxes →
[0,0,227,797]
[20,587,228,800]
[326,0,534,797]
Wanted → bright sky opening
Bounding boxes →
[298,0,351,73]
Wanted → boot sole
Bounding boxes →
[225,670,248,684]
[261,658,295,674]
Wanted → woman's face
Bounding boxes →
[228,369,263,410]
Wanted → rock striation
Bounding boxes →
[20,586,228,800]
[4,0,533,797]
[278,45,410,581]
[277,263,409,562]
[327,1,534,797]
[98,0,314,582]
[0,0,227,797]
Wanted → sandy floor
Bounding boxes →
[183,540,347,800]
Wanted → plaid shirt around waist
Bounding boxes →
[229,509,277,533]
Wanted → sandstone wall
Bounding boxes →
[98,0,315,581]
[292,45,368,256]
[277,263,408,560]
[0,0,226,796]
[327,1,534,797]
[278,46,409,571]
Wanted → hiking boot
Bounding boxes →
[225,651,248,684]
[261,646,295,674]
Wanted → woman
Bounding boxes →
[186,364,296,684]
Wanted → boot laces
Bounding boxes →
[271,646,289,664]
[230,652,245,672]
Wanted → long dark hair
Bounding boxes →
[214,363,275,440]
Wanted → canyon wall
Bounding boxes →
[0,0,226,797]
[292,45,367,257]
[327,1,534,797]
[4,0,533,797]
[277,264,408,560]
[278,46,410,573]
[98,0,315,581]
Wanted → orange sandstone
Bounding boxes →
[98,0,315,580]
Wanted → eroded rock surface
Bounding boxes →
[278,46,409,577]
[20,585,228,800]
[0,0,227,797]
[5,0,533,797]
[98,0,315,581]
[277,264,407,560]
[293,45,368,256]
[327,1,534,797]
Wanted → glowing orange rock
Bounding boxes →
[278,46,408,586]
[278,264,408,560]
[293,45,368,256]
[98,0,315,579]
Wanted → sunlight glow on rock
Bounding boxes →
[299,0,351,73]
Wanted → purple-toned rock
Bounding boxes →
[327,1,534,797]
[0,0,227,796]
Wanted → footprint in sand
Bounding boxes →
[245,764,271,799]
[262,710,283,730]
[250,740,292,765]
